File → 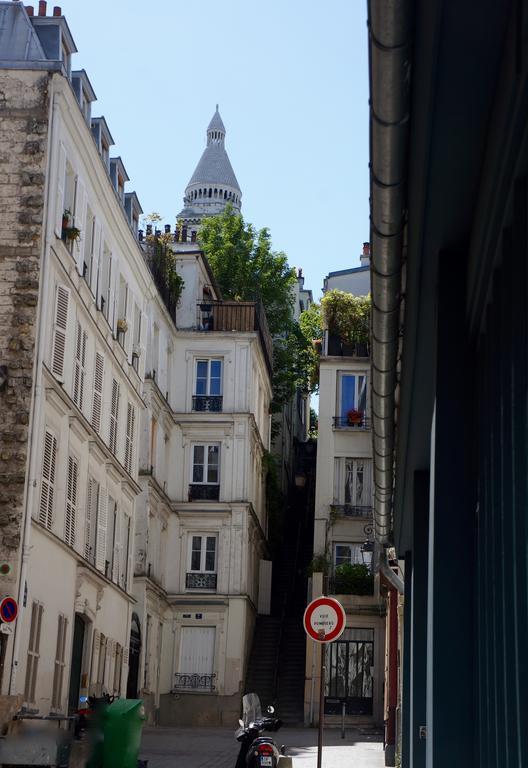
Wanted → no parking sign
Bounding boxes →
[0,596,18,624]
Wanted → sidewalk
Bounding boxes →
[139,725,385,768]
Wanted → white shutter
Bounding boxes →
[91,352,104,433]
[109,379,120,454]
[124,402,135,475]
[73,322,87,410]
[90,221,101,295]
[54,143,67,237]
[95,488,108,573]
[51,285,70,381]
[108,255,116,330]
[179,627,215,674]
[65,454,78,547]
[85,477,99,563]
[112,505,121,583]
[74,178,86,273]
[39,429,57,530]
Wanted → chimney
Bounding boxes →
[38,0,46,15]
[53,5,61,15]
[26,4,34,14]
[360,241,371,266]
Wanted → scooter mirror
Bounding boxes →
[267,705,275,714]
[239,719,244,727]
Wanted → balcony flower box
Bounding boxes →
[347,408,363,426]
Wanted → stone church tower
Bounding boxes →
[176,107,242,240]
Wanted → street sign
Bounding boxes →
[0,596,18,624]
[303,596,346,643]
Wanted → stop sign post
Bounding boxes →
[303,597,346,768]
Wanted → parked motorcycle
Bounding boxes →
[235,693,285,768]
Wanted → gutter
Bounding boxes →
[368,0,411,544]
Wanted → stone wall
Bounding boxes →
[0,69,51,594]
[159,691,241,727]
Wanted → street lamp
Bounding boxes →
[361,539,374,568]
[294,472,306,489]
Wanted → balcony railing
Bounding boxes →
[192,395,223,412]
[173,672,216,692]
[333,416,371,430]
[185,572,217,590]
[197,301,273,374]
[326,333,370,358]
[188,484,220,501]
[330,504,373,518]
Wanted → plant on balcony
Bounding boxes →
[321,290,371,346]
[63,225,81,242]
[333,563,374,595]
[347,408,363,425]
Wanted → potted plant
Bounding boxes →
[334,563,374,595]
[321,290,371,353]
[62,208,72,230]
[347,408,363,425]
[63,226,81,242]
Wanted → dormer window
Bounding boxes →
[101,141,109,169]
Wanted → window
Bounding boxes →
[338,372,367,418]
[192,444,219,484]
[334,458,372,511]
[194,359,223,411]
[39,429,57,530]
[64,454,78,547]
[106,497,118,582]
[24,601,43,704]
[187,535,217,589]
[176,627,215,689]
[190,535,217,572]
[335,543,364,567]
[113,642,122,695]
[100,245,112,320]
[83,209,95,286]
[51,614,68,710]
[85,477,99,565]
[144,614,152,690]
[73,321,87,410]
[97,633,107,691]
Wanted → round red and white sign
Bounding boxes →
[303,596,346,643]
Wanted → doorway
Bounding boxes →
[324,627,374,715]
[126,613,141,698]
[68,614,85,712]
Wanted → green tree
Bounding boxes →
[199,206,313,410]
[298,302,322,392]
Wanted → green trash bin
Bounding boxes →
[102,698,146,768]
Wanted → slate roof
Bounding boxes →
[185,108,241,193]
[0,2,46,62]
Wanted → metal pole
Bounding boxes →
[317,642,325,768]
[341,700,345,739]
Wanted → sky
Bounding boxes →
[62,0,369,301]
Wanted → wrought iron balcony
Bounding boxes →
[333,416,371,430]
[173,672,216,692]
[188,484,220,501]
[192,395,223,412]
[185,572,217,590]
[330,504,373,518]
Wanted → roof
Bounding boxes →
[0,2,46,62]
[186,141,241,192]
[207,105,226,134]
[325,265,369,278]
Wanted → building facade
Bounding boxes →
[0,1,273,728]
[304,251,386,727]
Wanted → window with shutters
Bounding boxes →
[64,454,78,547]
[97,633,107,690]
[106,497,120,583]
[85,477,99,565]
[109,379,120,455]
[51,614,68,710]
[95,490,108,574]
[113,642,122,695]
[99,245,112,320]
[124,402,135,475]
[24,601,43,704]
[39,429,57,530]
[123,515,131,591]
[83,208,95,287]
[51,285,70,381]
[73,322,87,411]
[91,352,104,434]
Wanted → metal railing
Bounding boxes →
[188,484,220,501]
[185,572,217,590]
[333,416,371,430]
[192,395,223,412]
[330,504,373,518]
[173,673,216,692]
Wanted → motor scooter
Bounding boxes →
[234,693,285,768]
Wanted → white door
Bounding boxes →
[179,627,215,674]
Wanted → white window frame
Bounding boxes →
[188,534,218,574]
[51,613,68,711]
[194,358,223,396]
[64,453,79,547]
[334,542,364,568]
[334,457,372,507]
[191,443,220,485]
[337,371,368,417]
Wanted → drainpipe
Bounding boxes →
[368,0,412,543]
[9,75,57,694]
